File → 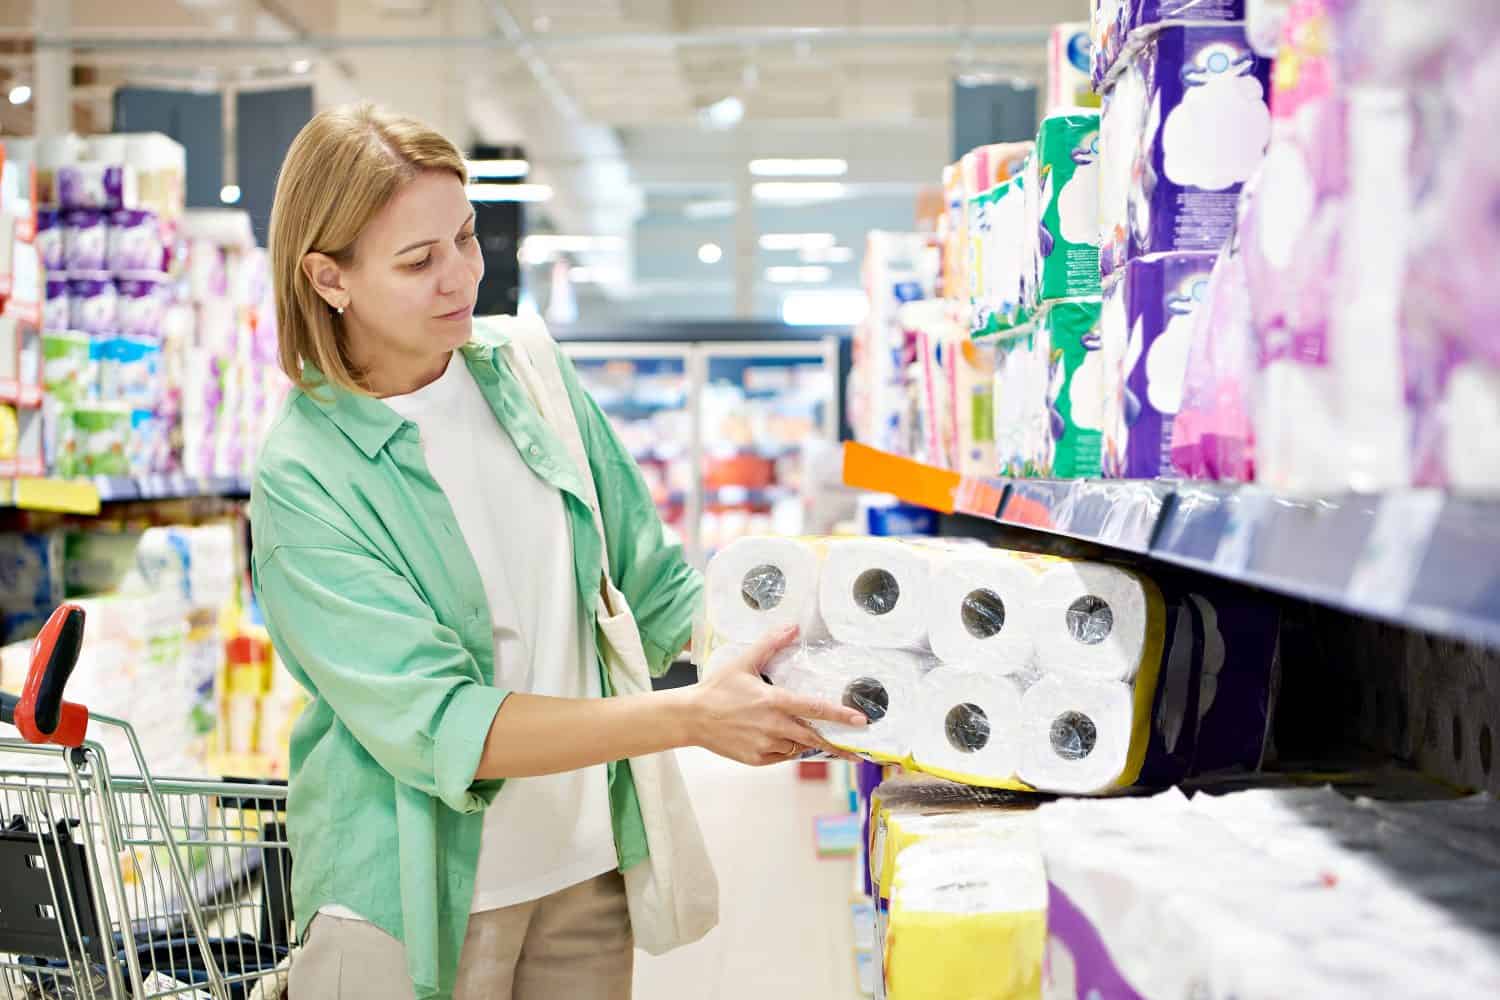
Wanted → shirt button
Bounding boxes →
[528,445,541,457]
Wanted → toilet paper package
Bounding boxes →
[68,274,119,335]
[1170,224,1256,482]
[115,273,167,337]
[1039,789,1500,999]
[970,173,1035,338]
[1097,63,1145,280]
[926,548,1052,671]
[43,278,71,333]
[1048,23,1099,112]
[1042,299,1106,479]
[819,538,933,648]
[1090,0,1129,89]
[1035,111,1102,302]
[704,536,827,644]
[911,668,1027,786]
[885,835,1047,1000]
[35,209,63,273]
[767,644,928,761]
[107,209,166,275]
[951,337,998,479]
[1100,252,1217,478]
[992,323,1052,478]
[1122,24,1273,266]
[63,209,108,273]
[57,163,138,212]
[1092,0,1250,88]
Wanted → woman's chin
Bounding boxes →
[433,316,473,348]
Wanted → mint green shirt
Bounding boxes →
[249,321,702,1000]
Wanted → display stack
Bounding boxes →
[853,0,1500,497]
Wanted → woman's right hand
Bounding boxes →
[685,626,868,766]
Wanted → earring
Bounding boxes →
[337,305,346,315]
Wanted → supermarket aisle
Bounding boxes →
[634,748,860,1000]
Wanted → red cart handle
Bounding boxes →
[0,604,89,747]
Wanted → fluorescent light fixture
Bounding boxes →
[752,182,846,204]
[800,245,855,264]
[8,85,31,105]
[683,199,736,220]
[765,265,832,284]
[519,233,625,266]
[219,184,241,205]
[568,266,624,284]
[466,158,530,179]
[698,242,723,264]
[781,290,869,326]
[759,232,836,252]
[291,59,313,74]
[749,158,848,177]
[467,183,552,203]
[699,96,745,131]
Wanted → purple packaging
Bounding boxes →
[1106,24,1272,273]
[114,274,168,338]
[68,275,118,335]
[1132,0,1245,29]
[63,210,108,273]
[1045,883,1148,1000]
[106,209,165,275]
[36,209,64,273]
[1093,1,1249,91]
[56,163,135,212]
[43,279,71,333]
[1100,252,1217,479]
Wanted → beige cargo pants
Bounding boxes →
[288,871,633,1000]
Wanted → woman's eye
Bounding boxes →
[458,230,476,245]
[408,255,432,270]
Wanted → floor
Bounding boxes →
[633,748,861,1000]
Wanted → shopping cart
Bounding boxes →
[0,605,295,1000]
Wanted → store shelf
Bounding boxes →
[94,475,253,503]
[0,478,102,515]
[841,443,1500,650]
[705,485,796,505]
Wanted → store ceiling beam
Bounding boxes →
[30,25,1052,51]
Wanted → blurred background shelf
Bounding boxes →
[842,443,1500,650]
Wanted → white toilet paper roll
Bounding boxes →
[927,551,1041,671]
[910,668,1025,783]
[818,539,932,648]
[706,537,824,644]
[701,642,751,677]
[1018,675,1135,795]
[771,645,926,759]
[1031,563,1154,682]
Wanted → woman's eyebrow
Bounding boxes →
[394,237,438,256]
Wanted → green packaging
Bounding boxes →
[42,332,94,403]
[1043,298,1105,478]
[70,404,131,477]
[969,171,1036,338]
[1036,110,1103,302]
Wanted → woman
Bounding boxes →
[251,103,866,1000]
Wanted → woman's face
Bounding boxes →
[310,169,484,378]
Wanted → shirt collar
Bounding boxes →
[305,321,515,460]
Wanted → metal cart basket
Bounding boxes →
[0,605,294,1000]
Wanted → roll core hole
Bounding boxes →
[843,677,890,723]
[741,564,787,612]
[1066,596,1114,645]
[853,569,901,616]
[945,703,991,753]
[961,589,1006,639]
[1050,710,1098,761]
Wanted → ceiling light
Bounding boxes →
[466,158,530,179]
[8,85,31,105]
[219,184,241,205]
[568,265,623,284]
[698,242,723,264]
[800,245,855,264]
[759,232,836,252]
[291,59,313,74]
[782,290,869,326]
[467,183,552,203]
[521,234,625,254]
[765,265,832,284]
[699,96,745,131]
[749,158,848,178]
[752,182,846,204]
[683,199,736,220]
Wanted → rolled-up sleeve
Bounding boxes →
[556,346,703,676]
[255,543,508,813]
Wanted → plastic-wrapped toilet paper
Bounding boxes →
[768,644,926,759]
[115,274,167,338]
[705,536,825,644]
[952,338,998,478]
[819,538,931,648]
[1036,110,1103,302]
[1019,675,1137,794]
[63,209,108,273]
[927,550,1045,670]
[107,209,166,275]
[1043,298,1106,478]
[1126,24,1272,263]
[68,275,118,335]
[910,668,1025,785]
[36,209,64,273]
[1098,60,1145,279]
[1032,563,1159,683]
[992,323,1052,478]
[1100,252,1218,478]
[970,172,1035,338]
[57,163,138,212]
[1049,23,1098,112]
[43,278,71,333]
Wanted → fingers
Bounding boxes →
[737,624,801,675]
[776,689,869,728]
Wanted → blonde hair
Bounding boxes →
[268,103,467,395]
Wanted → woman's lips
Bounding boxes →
[436,304,473,321]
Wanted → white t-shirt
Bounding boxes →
[325,353,617,918]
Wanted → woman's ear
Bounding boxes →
[302,252,350,312]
